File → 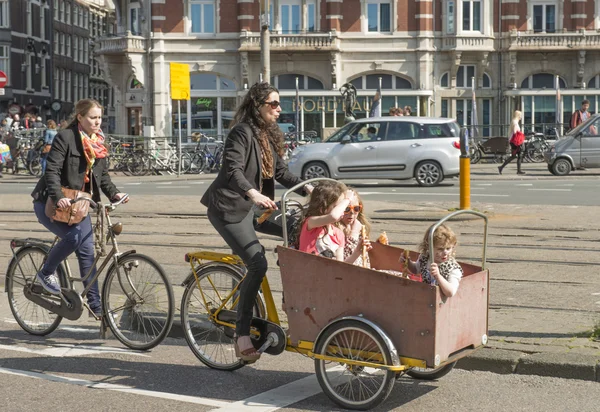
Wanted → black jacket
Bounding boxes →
[31,124,119,204]
[201,123,305,223]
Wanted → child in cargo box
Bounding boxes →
[400,224,463,297]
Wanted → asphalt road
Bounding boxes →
[2,175,600,206]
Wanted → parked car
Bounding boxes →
[545,113,600,176]
[287,117,461,187]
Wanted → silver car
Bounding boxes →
[545,113,600,176]
[287,117,461,187]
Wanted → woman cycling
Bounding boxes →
[30,99,128,318]
[201,82,312,362]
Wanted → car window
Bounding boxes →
[325,123,356,142]
[421,123,457,138]
[353,123,387,142]
[386,122,419,141]
[583,118,600,136]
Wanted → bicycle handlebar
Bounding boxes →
[70,197,98,210]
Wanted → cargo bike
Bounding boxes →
[179,178,490,410]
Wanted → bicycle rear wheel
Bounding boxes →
[102,254,174,350]
[6,246,65,335]
[180,264,263,371]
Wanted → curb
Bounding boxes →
[164,320,600,383]
[455,347,600,382]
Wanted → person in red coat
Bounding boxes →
[498,110,526,175]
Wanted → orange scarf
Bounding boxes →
[79,125,108,182]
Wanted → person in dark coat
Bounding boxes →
[201,82,312,361]
[30,99,128,317]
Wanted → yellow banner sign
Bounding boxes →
[170,63,190,100]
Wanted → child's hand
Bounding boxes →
[345,190,356,202]
[399,255,408,265]
[430,263,440,279]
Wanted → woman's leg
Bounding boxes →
[33,202,91,291]
[498,143,518,174]
[72,216,101,313]
[207,210,267,339]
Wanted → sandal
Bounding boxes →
[234,336,261,362]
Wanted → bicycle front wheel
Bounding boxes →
[180,264,263,371]
[102,254,174,350]
[6,246,65,335]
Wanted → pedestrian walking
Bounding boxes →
[498,110,526,175]
[570,99,590,130]
[41,120,58,175]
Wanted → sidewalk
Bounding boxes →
[1,167,599,382]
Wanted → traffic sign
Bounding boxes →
[0,70,7,88]
[169,63,190,100]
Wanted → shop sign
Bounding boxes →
[8,104,21,116]
[292,97,367,113]
[194,98,213,108]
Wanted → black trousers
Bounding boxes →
[500,143,523,171]
[207,209,268,337]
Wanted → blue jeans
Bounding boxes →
[40,154,48,175]
[33,201,101,312]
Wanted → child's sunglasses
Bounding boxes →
[344,205,363,214]
[263,100,281,109]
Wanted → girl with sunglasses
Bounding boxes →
[201,82,312,363]
[338,189,373,267]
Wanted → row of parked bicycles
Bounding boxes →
[0,129,47,177]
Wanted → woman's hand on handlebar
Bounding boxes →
[57,198,71,209]
[112,193,130,204]
[247,189,277,210]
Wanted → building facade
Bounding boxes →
[0,0,52,119]
[95,0,600,139]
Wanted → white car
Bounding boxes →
[288,117,461,187]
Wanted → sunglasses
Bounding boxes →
[263,100,281,109]
[344,205,363,214]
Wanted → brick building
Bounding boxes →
[96,1,600,138]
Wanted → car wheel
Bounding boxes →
[551,158,571,176]
[415,161,444,187]
[302,162,330,180]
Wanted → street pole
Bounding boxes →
[260,0,270,82]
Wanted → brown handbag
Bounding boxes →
[45,172,94,226]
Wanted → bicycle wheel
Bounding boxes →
[406,361,456,380]
[28,155,42,177]
[6,246,65,335]
[168,152,192,174]
[102,253,174,350]
[188,153,207,174]
[180,264,263,371]
[314,320,395,411]
[127,153,149,176]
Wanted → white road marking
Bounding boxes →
[155,182,173,185]
[515,184,533,186]
[3,318,99,334]
[27,186,35,189]
[475,184,492,186]
[155,186,191,189]
[0,343,148,358]
[190,181,206,184]
[122,182,142,185]
[558,184,574,187]
[0,367,230,408]
[212,366,346,412]
[359,191,509,197]
[527,188,571,192]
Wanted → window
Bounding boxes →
[66,2,71,25]
[367,0,391,33]
[60,69,65,101]
[353,122,387,142]
[67,70,71,102]
[533,3,556,33]
[73,36,78,62]
[0,0,8,28]
[79,36,83,62]
[308,1,316,32]
[59,0,64,22]
[73,5,79,26]
[440,73,449,88]
[349,74,413,90]
[66,35,71,57]
[281,1,301,34]
[129,2,141,34]
[447,1,455,34]
[59,33,65,56]
[483,73,491,88]
[190,1,215,34]
[54,69,59,100]
[520,73,565,89]
[462,1,481,31]
[441,99,449,118]
[84,9,89,29]
[271,74,324,90]
[456,65,475,88]
[54,0,58,21]
[40,5,45,40]
[456,99,472,126]
[0,46,9,83]
[84,41,88,64]
[54,31,59,57]
[386,122,419,140]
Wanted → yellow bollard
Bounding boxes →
[459,157,471,210]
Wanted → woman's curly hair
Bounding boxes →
[231,82,284,157]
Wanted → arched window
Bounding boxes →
[271,74,324,90]
[348,73,413,89]
[587,75,600,88]
[440,72,449,88]
[190,73,236,90]
[483,73,491,88]
[520,73,566,89]
[129,76,143,90]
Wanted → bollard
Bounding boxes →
[459,128,471,209]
